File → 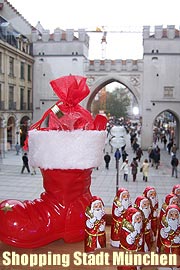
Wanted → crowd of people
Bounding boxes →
[103,122,179,183]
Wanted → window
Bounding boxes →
[9,86,14,109]
[9,56,14,77]
[27,89,31,110]
[20,88,24,110]
[0,52,2,73]
[27,65,31,81]
[20,61,25,79]
[164,87,174,98]
[0,84,2,109]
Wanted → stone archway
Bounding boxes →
[152,110,179,147]
[20,116,30,147]
[85,75,141,114]
[7,116,15,150]
[141,105,180,150]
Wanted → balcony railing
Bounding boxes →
[9,101,16,110]
[0,100,4,110]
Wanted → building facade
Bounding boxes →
[0,0,33,152]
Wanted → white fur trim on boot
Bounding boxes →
[28,129,106,169]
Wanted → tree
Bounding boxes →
[92,87,130,118]
[106,88,130,118]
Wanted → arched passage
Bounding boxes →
[86,76,141,116]
[152,110,179,147]
[20,116,30,147]
[7,116,15,149]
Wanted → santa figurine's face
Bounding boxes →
[175,188,180,200]
[148,190,156,198]
[133,213,143,233]
[167,209,179,231]
[120,191,131,209]
[141,199,151,218]
[170,197,179,205]
[148,190,157,207]
[92,201,105,221]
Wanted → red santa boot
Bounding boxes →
[0,75,107,248]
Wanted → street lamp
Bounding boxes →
[110,125,126,193]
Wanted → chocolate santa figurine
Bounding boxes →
[84,196,106,253]
[143,186,159,241]
[134,196,153,251]
[159,193,179,221]
[117,207,144,270]
[157,204,180,255]
[0,75,107,248]
[172,184,180,207]
[110,187,132,247]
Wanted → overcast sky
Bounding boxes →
[8,0,180,59]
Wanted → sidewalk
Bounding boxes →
[0,133,179,208]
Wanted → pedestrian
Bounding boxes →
[31,166,37,175]
[171,143,177,156]
[15,142,21,155]
[171,155,179,178]
[136,146,143,162]
[141,158,149,182]
[163,135,167,150]
[147,145,153,164]
[104,152,111,169]
[114,148,121,169]
[21,153,30,174]
[153,146,160,169]
[122,149,128,162]
[120,158,129,181]
[132,140,139,153]
[130,157,138,182]
[167,140,173,155]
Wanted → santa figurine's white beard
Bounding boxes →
[94,209,104,221]
[167,218,179,231]
[133,221,142,233]
[142,207,151,219]
[122,198,131,210]
[150,197,157,207]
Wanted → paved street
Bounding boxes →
[0,133,179,209]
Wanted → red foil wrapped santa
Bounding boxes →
[159,193,179,221]
[143,186,159,241]
[134,195,153,251]
[157,204,180,255]
[84,196,106,253]
[111,187,132,247]
[117,207,144,270]
[172,184,180,207]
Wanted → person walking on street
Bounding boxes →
[136,146,143,162]
[141,158,149,182]
[171,143,177,156]
[104,152,111,170]
[120,158,129,181]
[167,139,173,155]
[171,155,179,178]
[15,142,21,155]
[130,157,138,182]
[21,153,30,174]
[122,149,128,162]
[31,166,37,175]
[153,146,160,169]
[162,135,167,150]
[114,148,121,169]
